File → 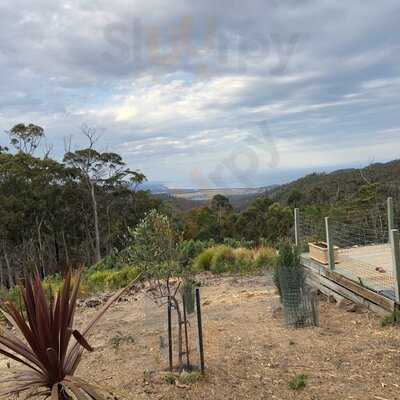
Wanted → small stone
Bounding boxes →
[337,299,353,310]
[346,303,359,313]
[272,304,282,319]
[84,297,102,308]
[328,295,337,304]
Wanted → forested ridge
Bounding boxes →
[269,160,400,206]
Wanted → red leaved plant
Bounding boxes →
[0,271,140,399]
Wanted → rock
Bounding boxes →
[346,303,359,313]
[337,298,353,310]
[328,295,337,304]
[84,297,102,308]
[272,304,282,319]
[337,298,363,313]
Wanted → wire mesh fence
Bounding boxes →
[331,220,395,299]
[297,211,325,252]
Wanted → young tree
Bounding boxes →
[125,210,188,369]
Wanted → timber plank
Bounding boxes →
[301,254,395,314]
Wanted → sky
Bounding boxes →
[1,0,400,188]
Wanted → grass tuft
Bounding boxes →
[288,374,307,390]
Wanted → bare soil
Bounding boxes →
[3,274,400,400]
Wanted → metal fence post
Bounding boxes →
[388,197,394,244]
[390,229,400,303]
[294,208,300,246]
[167,297,173,371]
[325,217,335,271]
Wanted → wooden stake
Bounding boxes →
[388,197,395,244]
[390,229,400,303]
[325,217,335,271]
[294,208,300,247]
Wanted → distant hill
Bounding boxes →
[136,181,170,194]
[269,159,400,204]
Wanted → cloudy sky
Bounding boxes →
[1,0,400,188]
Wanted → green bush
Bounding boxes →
[90,253,122,272]
[254,247,277,270]
[105,266,140,289]
[233,248,255,273]
[193,247,215,272]
[86,266,139,290]
[193,245,278,275]
[86,270,110,288]
[210,245,235,274]
[180,239,215,265]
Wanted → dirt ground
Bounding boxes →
[3,273,400,400]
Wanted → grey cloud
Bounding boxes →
[1,0,400,186]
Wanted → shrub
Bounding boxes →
[193,247,215,272]
[254,247,277,270]
[180,240,214,265]
[90,252,124,272]
[163,372,176,385]
[87,267,140,290]
[87,270,110,288]
[179,370,202,384]
[233,247,255,273]
[105,266,140,289]
[210,245,235,274]
[193,245,278,275]
[288,374,307,390]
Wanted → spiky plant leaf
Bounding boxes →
[0,271,140,399]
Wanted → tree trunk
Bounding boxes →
[106,204,112,256]
[171,295,183,370]
[90,182,101,263]
[3,245,14,288]
[36,217,45,277]
[61,230,70,267]
[0,260,4,288]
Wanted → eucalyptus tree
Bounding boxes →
[7,123,44,155]
[63,127,146,263]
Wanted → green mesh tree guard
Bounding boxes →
[276,244,319,328]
